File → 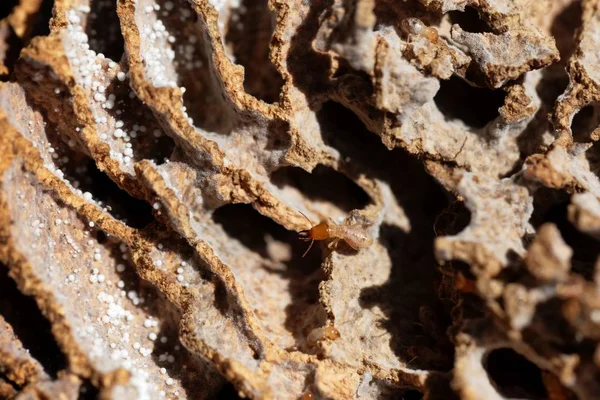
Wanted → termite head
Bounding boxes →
[298,212,330,257]
[299,222,330,240]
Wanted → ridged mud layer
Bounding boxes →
[0,0,598,399]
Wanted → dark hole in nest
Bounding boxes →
[532,191,600,281]
[96,230,108,244]
[86,0,124,61]
[30,0,54,38]
[433,200,471,237]
[0,28,23,80]
[551,0,582,61]
[75,161,154,229]
[434,76,506,129]
[78,380,101,399]
[0,0,18,20]
[0,265,67,378]
[484,348,547,399]
[402,389,424,400]
[270,165,371,214]
[214,382,243,400]
[225,0,284,103]
[571,104,600,143]
[448,6,493,33]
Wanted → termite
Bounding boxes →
[455,271,477,294]
[299,387,315,400]
[542,371,571,400]
[307,325,341,346]
[401,17,439,42]
[298,211,374,257]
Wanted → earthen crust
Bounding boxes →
[0,0,599,399]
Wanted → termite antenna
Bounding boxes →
[302,239,314,258]
[297,210,315,257]
[298,210,313,227]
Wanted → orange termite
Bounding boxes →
[455,271,476,294]
[542,371,570,400]
[298,212,373,257]
[299,387,315,400]
[401,17,439,42]
[307,325,341,346]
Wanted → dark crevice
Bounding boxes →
[102,76,176,165]
[74,161,154,228]
[571,104,600,143]
[0,265,67,378]
[551,1,582,62]
[484,348,547,400]
[433,200,471,238]
[213,383,243,400]
[0,26,23,81]
[0,371,19,392]
[78,379,100,400]
[85,0,124,61]
[448,6,493,33]
[434,76,506,129]
[270,165,371,213]
[531,191,600,281]
[402,389,424,400]
[212,204,326,351]
[0,0,18,21]
[0,0,52,80]
[529,186,570,230]
[224,0,283,103]
[29,0,53,38]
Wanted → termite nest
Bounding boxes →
[0,0,599,399]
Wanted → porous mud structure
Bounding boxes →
[0,0,598,398]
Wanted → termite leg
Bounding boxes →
[302,239,315,258]
[328,237,340,250]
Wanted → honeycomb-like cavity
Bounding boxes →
[1,0,600,399]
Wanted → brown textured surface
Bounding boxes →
[1,0,600,399]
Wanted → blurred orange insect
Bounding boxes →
[306,325,341,346]
[401,17,439,42]
[298,211,373,257]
